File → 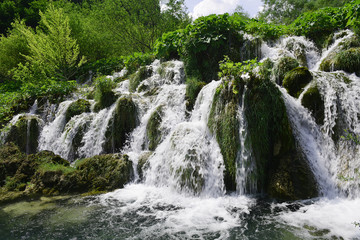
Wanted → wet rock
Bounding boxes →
[5,115,41,154]
[208,82,242,191]
[320,48,360,76]
[146,106,163,151]
[129,66,153,92]
[283,67,313,98]
[103,97,138,153]
[273,56,300,85]
[301,84,325,126]
[245,77,318,200]
[65,99,91,123]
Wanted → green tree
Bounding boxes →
[259,0,351,24]
[13,4,85,83]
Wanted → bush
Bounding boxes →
[93,76,116,111]
[289,7,347,47]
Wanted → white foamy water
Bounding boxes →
[99,184,254,239]
[278,198,360,239]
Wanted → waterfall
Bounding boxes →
[141,80,225,197]
[236,88,256,195]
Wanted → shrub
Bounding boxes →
[93,76,116,111]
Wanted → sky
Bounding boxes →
[184,0,264,19]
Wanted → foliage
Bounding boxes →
[0,0,48,34]
[218,56,262,94]
[345,0,360,35]
[180,14,245,82]
[13,5,86,83]
[93,76,116,111]
[289,7,347,47]
[0,21,29,81]
[341,129,360,144]
[244,19,286,41]
[259,0,351,24]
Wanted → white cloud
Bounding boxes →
[191,0,241,19]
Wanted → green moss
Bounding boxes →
[74,154,133,191]
[245,77,317,200]
[320,48,360,75]
[301,84,325,126]
[273,56,300,85]
[65,99,91,123]
[208,82,241,191]
[283,67,313,98]
[5,115,40,154]
[137,151,152,180]
[103,97,138,153]
[258,58,274,81]
[0,143,134,203]
[129,66,152,92]
[93,76,117,111]
[185,77,206,112]
[38,163,75,174]
[146,106,163,151]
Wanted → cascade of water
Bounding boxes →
[78,103,117,158]
[279,87,339,197]
[236,88,256,195]
[143,80,225,197]
[261,36,320,70]
[38,101,74,153]
[314,30,354,71]
[314,71,360,197]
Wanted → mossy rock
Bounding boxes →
[245,77,318,200]
[320,48,360,76]
[301,84,325,126]
[146,106,163,151]
[258,58,274,81]
[5,115,41,154]
[137,151,152,180]
[93,91,117,112]
[283,67,313,98]
[273,56,300,85]
[65,99,91,123]
[185,77,206,112]
[73,154,133,192]
[0,143,134,203]
[129,66,153,92]
[103,97,138,153]
[208,82,242,191]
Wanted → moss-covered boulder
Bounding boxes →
[146,106,163,151]
[137,151,152,180]
[301,84,325,126]
[245,77,318,200]
[65,99,91,123]
[208,82,242,191]
[283,67,313,98]
[0,143,134,203]
[129,66,153,92]
[104,97,138,153]
[273,56,300,85]
[5,115,41,154]
[69,154,133,192]
[320,48,360,76]
[185,77,206,112]
[93,76,117,112]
